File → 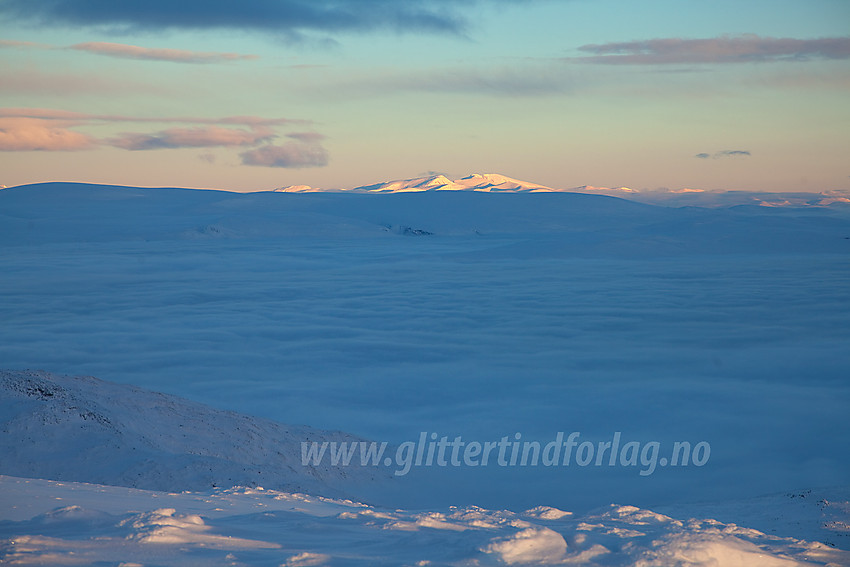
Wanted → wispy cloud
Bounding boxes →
[284,131,326,143]
[0,108,307,127]
[334,36,850,98]
[197,152,216,164]
[306,61,579,100]
[0,0,512,38]
[0,39,50,49]
[240,133,328,168]
[696,150,751,159]
[69,42,258,64]
[2,37,257,64]
[577,35,850,65]
[0,66,162,95]
[0,108,327,167]
[109,125,275,150]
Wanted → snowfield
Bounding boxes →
[1,475,848,565]
[0,176,849,564]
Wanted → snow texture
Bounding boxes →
[1,476,848,565]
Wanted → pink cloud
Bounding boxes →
[69,42,258,64]
[0,108,326,166]
[0,117,96,151]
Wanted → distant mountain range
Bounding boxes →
[275,173,616,194]
[353,173,555,193]
[274,172,850,209]
[2,179,849,251]
[3,172,848,208]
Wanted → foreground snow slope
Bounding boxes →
[0,369,383,496]
[1,475,848,566]
[2,368,847,564]
[2,369,848,564]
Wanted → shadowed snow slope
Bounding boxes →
[0,369,385,496]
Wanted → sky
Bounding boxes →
[0,0,849,193]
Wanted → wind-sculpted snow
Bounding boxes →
[1,476,847,565]
[0,370,385,495]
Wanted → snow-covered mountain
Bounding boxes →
[0,370,385,496]
[270,172,850,209]
[275,173,617,194]
[353,173,555,193]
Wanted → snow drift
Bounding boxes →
[1,476,848,565]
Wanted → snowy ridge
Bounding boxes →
[9,173,848,208]
[1,476,848,565]
[354,173,556,193]
[0,370,385,496]
[276,173,557,193]
[275,173,644,196]
[269,173,850,209]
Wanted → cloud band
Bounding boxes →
[578,35,850,65]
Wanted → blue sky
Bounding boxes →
[1,0,848,192]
